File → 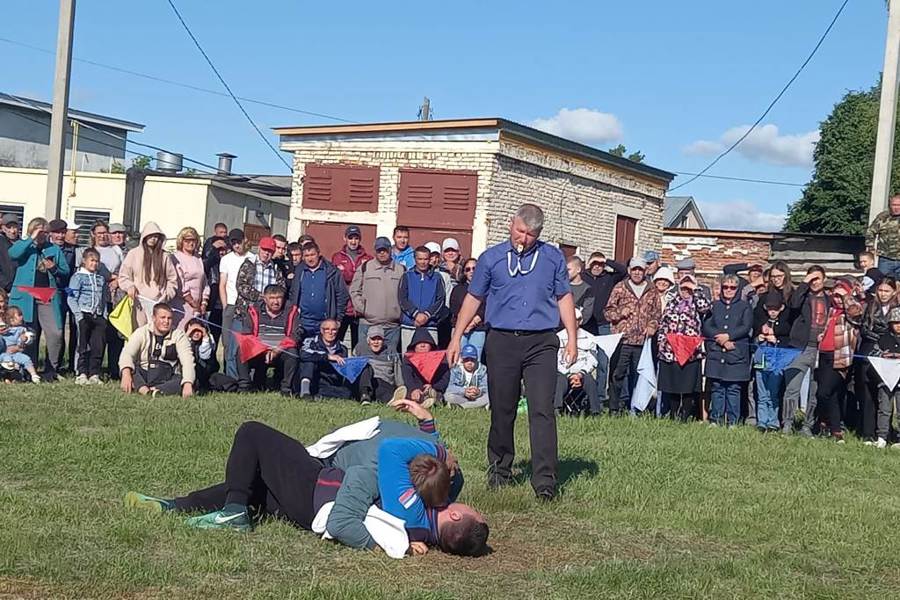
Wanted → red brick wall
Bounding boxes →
[661,230,773,289]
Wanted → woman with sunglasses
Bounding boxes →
[171,227,210,329]
[449,257,486,359]
[703,274,754,426]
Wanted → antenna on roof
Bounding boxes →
[417,97,432,121]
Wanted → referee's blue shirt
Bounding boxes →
[468,240,571,331]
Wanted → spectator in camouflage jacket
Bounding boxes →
[866,194,900,279]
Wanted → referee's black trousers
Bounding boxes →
[485,329,559,494]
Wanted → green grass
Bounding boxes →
[3,385,900,599]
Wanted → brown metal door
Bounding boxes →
[303,164,380,212]
[614,216,637,264]
[397,168,477,257]
[303,221,378,259]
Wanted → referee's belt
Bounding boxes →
[491,328,556,336]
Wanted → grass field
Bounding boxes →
[3,384,900,599]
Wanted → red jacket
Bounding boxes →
[332,246,373,317]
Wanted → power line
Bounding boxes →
[164,0,291,170]
[669,0,850,193]
[0,36,354,124]
[671,171,806,187]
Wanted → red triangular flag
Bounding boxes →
[665,333,703,367]
[233,333,269,362]
[406,350,446,383]
[17,286,57,304]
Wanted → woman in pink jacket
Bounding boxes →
[171,227,210,329]
[118,222,178,327]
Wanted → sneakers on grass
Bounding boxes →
[185,509,251,532]
[875,437,888,449]
[75,374,88,385]
[124,491,174,513]
[387,386,408,407]
[89,375,102,385]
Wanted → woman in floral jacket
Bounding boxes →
[657,274,711,421]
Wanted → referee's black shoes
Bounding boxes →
[535,489,557,502]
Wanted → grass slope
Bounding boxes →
[2,384,900,599]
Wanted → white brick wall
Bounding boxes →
[285,138,667,258]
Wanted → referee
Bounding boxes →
[448,203,577,500]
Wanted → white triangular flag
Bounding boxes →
[138,295,158,318]
[631,337,656,412]
[869,356,900,391]
[592,333,623,360]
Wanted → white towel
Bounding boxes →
[305,416,381,459]
[312,501,410,559]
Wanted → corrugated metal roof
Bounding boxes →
[0,92,145,133]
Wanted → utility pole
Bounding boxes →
[418,97,432,121]
[44,0,76,220]
[869,0,900,223]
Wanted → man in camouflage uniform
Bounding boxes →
[866,195,900,279]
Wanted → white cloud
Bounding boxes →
[684,124,819,167]
[531,108,623,145]
[698,200,786,232]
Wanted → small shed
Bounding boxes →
[275,118,674,259]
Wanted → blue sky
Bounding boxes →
[2,0,887,230]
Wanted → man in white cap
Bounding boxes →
[603,257,661,415]
[441,237,464,282]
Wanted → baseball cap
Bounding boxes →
[47,219,67,232]
[461,344,479,360]
[1,214,19,226]
[345,225,362,237]
[228,228,245,243]
[258,236,276,252]
[424,241,441,255]
[374,236,392,251]
[675,258,697,271]
[643,250,660,263]
[367,325,385,339]
[628,257,647,270]
[109,223,127,234]
[442,237,460,252]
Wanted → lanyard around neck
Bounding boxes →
[507,247,539,277]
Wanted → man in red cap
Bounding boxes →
[234,236,285,321]
[332,225,372,351]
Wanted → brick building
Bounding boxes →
[275,118,674,259]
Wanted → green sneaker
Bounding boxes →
[124,491,173,513]
[185,510,251,532]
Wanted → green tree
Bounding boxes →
[607,144,645,163]
[131,155,151,169]
[784,83,900,234]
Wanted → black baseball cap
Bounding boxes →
[228,228,245,243]
[48,219,67,232]
[345,225,361,237]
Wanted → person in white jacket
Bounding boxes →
[554,308,600,415]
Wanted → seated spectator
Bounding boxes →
[400,327,450,408]
[554,308,599,416]
[297,318,351,399]
[0,306,40,383]
[119,303,195,398]
[753,291,792,432]
[237,284,300,395]
[354,325,404,404]
[67,247,109,385]
[184,318,237,393]
[446,344,489,409]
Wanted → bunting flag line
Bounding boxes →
[591,332,623,360]
[666,333,703,367]
[333,357,370,384]
[631,337,656,412]
[108,295,134,339]
[868,356,900,391]
[406,350,446,383]
[752,346,801,374]
[16,286,56,304]
[234,333,270,362]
